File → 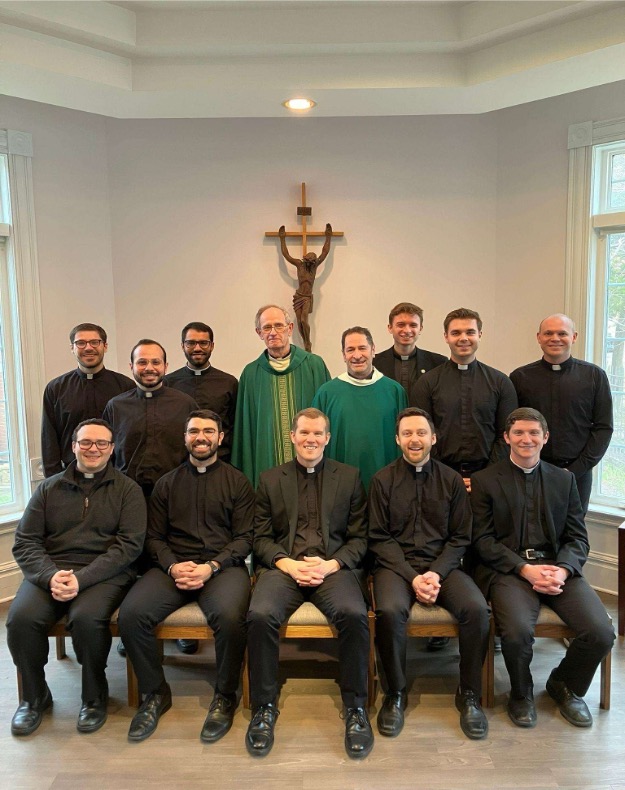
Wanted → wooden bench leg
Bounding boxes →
[241,650,250,710]
[16,670,23,703]
[367,610,377,710]
[56,635,67,660]
[126,655,140,707]
[485,618,495,709]
[600,650,611,710]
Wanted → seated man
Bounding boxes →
[246,408,373,759]
[471,407,615,728]
[7,419,145,735]
[369,407,490,740]
[118,410,254,742]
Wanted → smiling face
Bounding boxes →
[183,329,213,369]
[396,414,436,466]
[184,416,223,466]
[72,423,114,474]
[290,415,330,467]
[444,318,482,364]
[72,330,107,373]
[130,343,167,389]
[505,419,549,468]
[537,315,577,365]
[342,332,375,379]
[388,312,422,355]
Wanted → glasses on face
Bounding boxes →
[183,340,212,349]
[259,323,288,334]
[76,439,112,450]
[73,339,104,349]
[186,428,218,437]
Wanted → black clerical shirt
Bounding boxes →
[165,365,238,462]
[292,459,325,559]
[41,367,134,477]
[414,359,518,468]
[369,456,471,584]
[102,386,198,489]
[510,357,613,477]
[146,459,254,572]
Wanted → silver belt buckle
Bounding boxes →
[523,549,537,560]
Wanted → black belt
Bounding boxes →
[518,549,554,560]
[446,459,488,476]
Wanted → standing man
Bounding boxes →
[246,408,373,759]
[103,339,198,499]
[375,303,446,405]
[510,314,613,513]
[118,410,254,742]
[232,305,330,487]
[41,323,134,477]
[312,326,407,489]
[415,308,518,490]
[7,419,145,735]
[369,408,490,740]
[165,322,238,463]
[471,407,614,729]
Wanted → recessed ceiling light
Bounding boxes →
[283,98,316,111]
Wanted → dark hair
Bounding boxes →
[505,407,548,435]
[395,407,435,436]
[291,407,330,433]
[185,409,222,433]
[443,308,482,333]
[341,326,374,351]
[72,418,113,443]
[388,303,424,325]
[69,323,107,344]
[182,322,213,343]
[130,339,167,364]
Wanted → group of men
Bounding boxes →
[7,301,615,760]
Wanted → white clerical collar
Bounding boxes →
[552,364,561,371]
[196,466,207,474]
[187,362,211,376]
[457,364,469,371]
[268,353,291,372]
[338,369,384,386]
[136,382,163,394]
[510,457,540,474]
[83,472,95,479]
[400,355,410,361]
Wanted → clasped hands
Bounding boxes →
[276,556,340,587]
[50,569,79,601]
[520,563,569,595]
[170,561,214,590]
[412,571,441,605]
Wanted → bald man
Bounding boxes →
[510,314,613,513]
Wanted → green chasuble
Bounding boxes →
[232,345,330,487]
[312,372,408,490]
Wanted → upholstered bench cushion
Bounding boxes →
[285,602,330,627]
[407,603,458,625]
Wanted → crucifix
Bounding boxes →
[265,183,343,352]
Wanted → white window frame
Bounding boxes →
[567,118,625,518]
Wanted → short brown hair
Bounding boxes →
[444,308,482,333]
[69,323,107,344]
[395,407,435,436]
[388,303,424,325]
[185,409,222,433]
[505,407,548,435]
[341,326,374,351]
[72,418,113,443]
[291,408,330,433]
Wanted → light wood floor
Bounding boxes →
[0,595,622,790]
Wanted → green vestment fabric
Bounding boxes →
[232,345,330,487]
[312,374,408,490]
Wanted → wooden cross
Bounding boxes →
[265,182,343,255]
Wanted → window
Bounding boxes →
[567,119,625,514]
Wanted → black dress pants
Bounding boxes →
[247,568,369,709]
[7,575,131,703]
[374,568,490,696]
[117,566,250,697]
[489,572,615,697]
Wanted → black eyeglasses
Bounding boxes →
[183,340,212,349]
[76,439,112,450]
[73,339,104,349]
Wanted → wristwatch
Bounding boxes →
[208,560,221,577]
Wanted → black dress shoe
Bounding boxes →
[117,640,127,658]
[11,686,53,736]
[455,688,488,740]
[427,636,450,651]
[546,674,593,728]
[246,703,279,757]
[377,691,407,737]
[128,685,173,742]
[77,696,108,733]
[344,707,374,759]
[507,695,537,728]
[176,639,199,655]
[200,693,236,743]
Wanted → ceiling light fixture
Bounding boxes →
[283,98,316,111]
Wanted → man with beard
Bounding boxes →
[41,323,134,477]
[102,340,198,499]
[118,410,254,742]
[165,322,238,463]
